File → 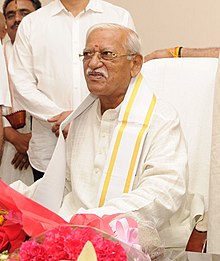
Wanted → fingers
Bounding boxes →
[11,152,30,170]
[49,111,72,138]
[52,123,69,138]
[49,113,63,136]
[62,124,70,139]
[23,160,30,170]
[55,129,60,138]
[48,112,65,124]
[51,123,60,134]
[48,114,59,123]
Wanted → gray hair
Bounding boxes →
[86,23,142,55]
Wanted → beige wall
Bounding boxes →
[107,0,220,54]
[1,0,220,54]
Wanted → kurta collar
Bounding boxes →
[85,0,103,13]
[50,0,67,16]
[96,99,121,122]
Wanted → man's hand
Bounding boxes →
[4,127,32,170]
[144,48,173,62]
[11,152,30,170]
[48,111,72,139]
[4,127,31,154]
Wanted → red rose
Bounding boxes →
[0,228,10,252]
[0,220,26,253]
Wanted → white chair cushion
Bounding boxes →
[141,58,218,224]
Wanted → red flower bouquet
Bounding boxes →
[9,225,150,261]
[0,181,155,261]
[0,207,26,253]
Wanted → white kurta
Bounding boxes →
[0,40,33,185]
[0,43,10,106]
[62,98,190,249]
[9,0,135,172]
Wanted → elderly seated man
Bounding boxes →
[13,23,191,258]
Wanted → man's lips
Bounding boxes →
[11,24,19,30]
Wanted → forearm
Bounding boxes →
[4,127,20,144]
[144,47,220,62]
[181,47,220,58]
[12,86,64,121]
[4,127,31,154]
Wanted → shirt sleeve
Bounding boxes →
[8,19,64,121]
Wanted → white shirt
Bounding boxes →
[0,40,33,185]
[9,0,135,171]
[63,99,190,248]
[0,42,11,106]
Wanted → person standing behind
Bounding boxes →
[3,0,41,44]
[0,12,7,42]
[0,43,11,163]
[0,0,41,184]
[8,0,136,181]
[0,13,8,157]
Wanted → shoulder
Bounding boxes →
[19,1,56,25]
[16,1,56,37]
[92,0,135,29]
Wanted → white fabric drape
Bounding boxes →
[207,58,220,254]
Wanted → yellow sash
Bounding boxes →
[97,73,156,207]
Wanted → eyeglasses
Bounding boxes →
[79,50,136,61]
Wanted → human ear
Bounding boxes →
[130,54,143,77]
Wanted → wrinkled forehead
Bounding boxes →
[5,0,35,12]
[86,28,127,51]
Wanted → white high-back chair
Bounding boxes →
[141,58,218,251]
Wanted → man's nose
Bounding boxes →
[88,52,103,68]
[15,11,22,22]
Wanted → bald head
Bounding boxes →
[86,23,142,55]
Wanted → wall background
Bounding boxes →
[1,0,220,54]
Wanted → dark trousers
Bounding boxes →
[32,167,44,181]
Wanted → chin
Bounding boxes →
[88,88,104,96]
[87,82,105,92]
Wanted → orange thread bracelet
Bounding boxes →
[168,46,182,58]
[178,47,183,57]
